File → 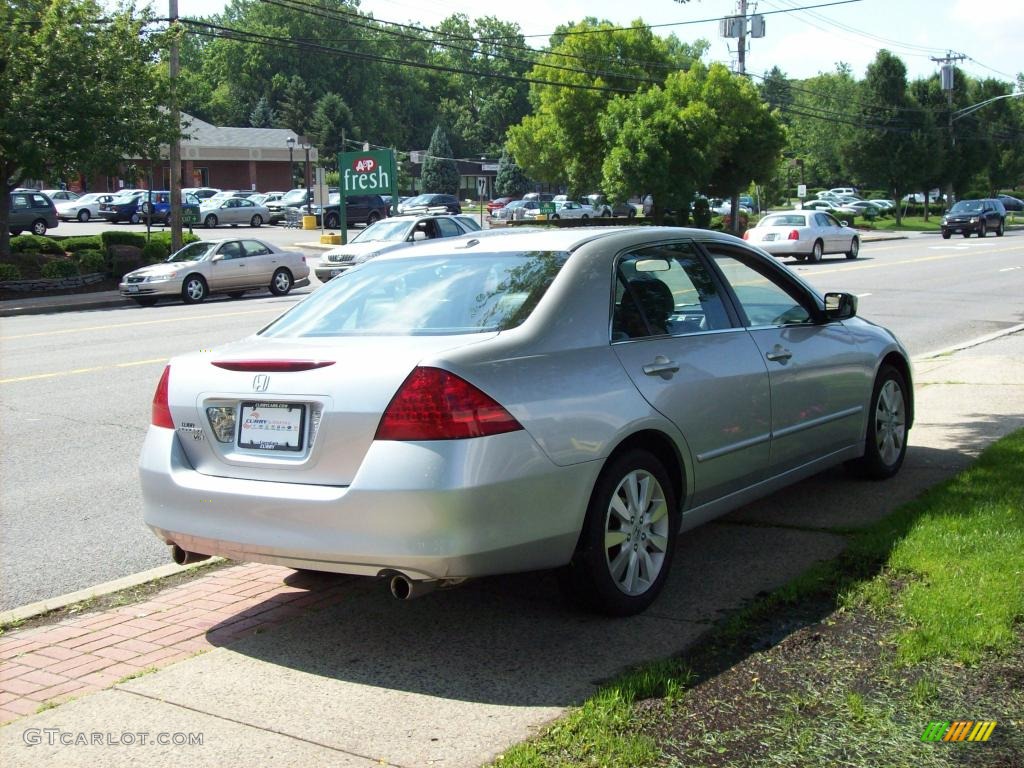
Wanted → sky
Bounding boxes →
[169,0,1022,85]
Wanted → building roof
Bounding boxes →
[168,114,318,163]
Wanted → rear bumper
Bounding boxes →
[140,426,598,581]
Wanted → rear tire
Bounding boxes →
[845,237,859,259]
[809,239,823,263]
[846,364,909,480]
[31,219,48,236]
[325,213,339,229]
[560,449,679,616]
[367,212,380,225]
[250,215,263,227]
[270,268,292,296]
[204,214,218,228]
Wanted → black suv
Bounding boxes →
[941,199,1006,238]
[318,194,391,229]
[398,193,462,215]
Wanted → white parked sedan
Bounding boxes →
[120,238,309,306]
[140,227,911,615]
[200,197,271,228]
[523,200,594,220]
[744,211,860,262]
[55,192,115,222]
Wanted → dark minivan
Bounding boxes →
[8,191,58,236]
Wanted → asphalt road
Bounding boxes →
[1,230,1022,610]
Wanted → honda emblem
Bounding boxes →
[252,374,270,392]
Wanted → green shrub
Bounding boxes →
[41,259,80,278]
[100,230,148,251]
[9,234,65,255]
[0,263,22,281]
[141,240,169,264]
[149,230,200,251]
[60,235,104,253]
[76,249,106,274]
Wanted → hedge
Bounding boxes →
[76,249,106,274]
[59,235,104,253]
[41,259,80,278]
[9,234,65,255]
[141,241,169,264]
[0,263,21,281]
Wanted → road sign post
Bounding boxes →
[477,176,487,227]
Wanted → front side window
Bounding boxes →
[704,245,815,327]
[261,252,567,337]
[437,218,463,237]
[613,242,730,341]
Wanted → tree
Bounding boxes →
[0,0,176,256]
[843,51,932,225]
[784,65,859,189]
[700,64,786,228]
[277,75,315,137]
[507,19,704,193]
[600,66,717,224]
[249,96,276,128]
[494,150,529,196]
[309,93,358,161]
[421,126,460,195]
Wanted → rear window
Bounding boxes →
[261,252,567,337]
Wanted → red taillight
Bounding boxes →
[788,229,800,240]
[211,360,335,372]
[152,365,174,428]
[375,366,523,441]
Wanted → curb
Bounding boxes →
[0,296,130,317]
[914,323,1024,361]
[0,558,224,626]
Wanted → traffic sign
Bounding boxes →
[476,177,488,198]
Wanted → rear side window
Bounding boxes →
[261,252,567,337]
[31,194,52,209]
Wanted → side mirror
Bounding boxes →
[841,219,850,227]
[211,254,224,262]
[412,230,427,241]
[824,292,857,320]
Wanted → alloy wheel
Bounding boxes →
[874,379,906,467]
[603,470,670,596]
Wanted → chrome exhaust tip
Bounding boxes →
[171,544,211,566]
[388,574,438,601]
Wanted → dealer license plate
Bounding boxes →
[763,233,778,241]
[238,402,305,452]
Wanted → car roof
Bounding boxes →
[373,226,744,260]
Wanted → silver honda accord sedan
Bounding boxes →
[141,227,912,615]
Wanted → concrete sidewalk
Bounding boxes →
[2,330,1021,767]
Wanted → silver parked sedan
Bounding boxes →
[120,239,310,306]
[199,197,271,228]
[744,211,860,262]
[141,228,912,615]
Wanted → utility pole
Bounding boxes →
[169,0,183,252]
[931,51,965,205]
[736,0,747,75]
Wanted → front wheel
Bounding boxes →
[942,231,951,240]
[550,214,560,220]
[31,219,48,236]
[130,212,140,225]
[270,268,292,296]
[366,212,380,225]
[181,275,208,304]
[250,215,263,227]
[581,214,589,220]
[978,222,987,238]
[325,213,339,229]
[77,209,90,223]
[560,449,678,616]
[846,364,909,479]
[845,237,860,259]
[996,220,1005,237]
[204,214,218,228]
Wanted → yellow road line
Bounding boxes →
[801,244,1023,277]
[0,307,280,342]
[0,357,168,384]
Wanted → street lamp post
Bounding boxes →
[301,140,312,214]
[286,136,295,189]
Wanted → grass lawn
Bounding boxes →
[495,429,1024,767]
[867,215,943,232]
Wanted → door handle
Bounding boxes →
[642,356,679,379]
[766,347,792,363]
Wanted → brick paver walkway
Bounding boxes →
[0,563,349,724]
